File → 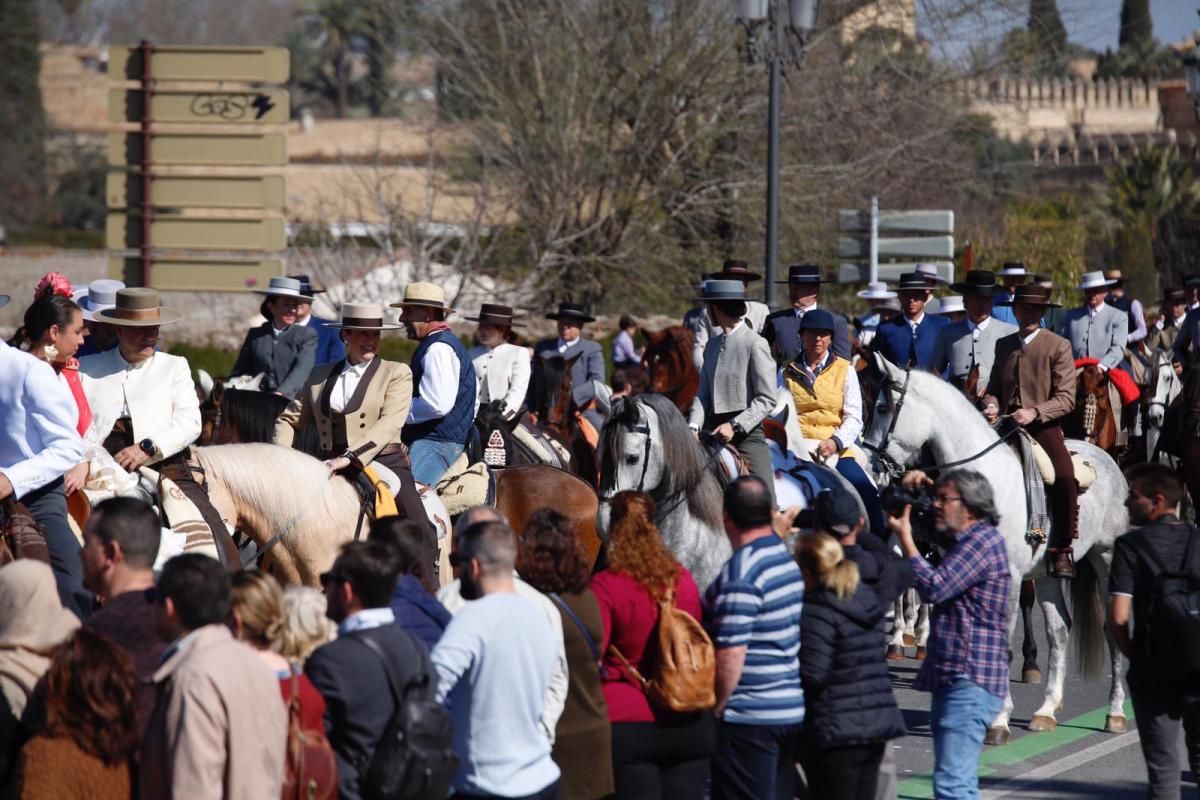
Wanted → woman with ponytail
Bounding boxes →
[795,533,905,800]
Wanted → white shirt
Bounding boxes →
[556,336,579,355]
[1088,305,1103,318]
[794,302,818,318]
[115,349,151,418]
[330,359,369,413]
[337,606,395,635]
[408,340,465,424]
[1022,329,1040,348]
[272,325,290,338]
[0,342,85,499]
[907,312,925,332]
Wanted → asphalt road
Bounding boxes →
[889,600,1196,799]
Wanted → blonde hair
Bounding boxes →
[230,570,285,651]
[796,532,860,600]
[278,585,337,663]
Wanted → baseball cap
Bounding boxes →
[814,489,862,536]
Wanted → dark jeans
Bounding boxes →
[611,714,716,799]
[711,721,802,800]
[21,479,91,618]
[804,743,884,800]
[451,779,560,800]
[1131,691,1200,799]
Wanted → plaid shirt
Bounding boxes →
[911,520,1012,697]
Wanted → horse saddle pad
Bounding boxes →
[435,459,496,517]
[511,425,571,468]
[1026,442,1097,492]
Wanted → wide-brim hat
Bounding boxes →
[1077,270,1117,291]
[254,276,314,301]
[72,279,126,321]
[799,308,837,332]
[930,295,965,315]
[950,270,1001,296]
[999,262,1029,278]
[776,264,825,285]
[1103,269,1124,286]
[545,302,595,323]
[856,282,896,300]
[94,287,183,326]
[713,260,762,283]
[871,297,901,313]
[1185,275,1200,288]
[694,279,747,303]
[289,273,326,295]
[996,284,1061,308]
[914,263,950,285]
[465,303,524,327]
[323,302,401,330]
[390,282,455,314]
[896,272,932,291]
[1162,288,1188,304]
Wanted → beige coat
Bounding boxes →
[983,329,1077,424]
[140,625,287,800]
[275,357,413,463]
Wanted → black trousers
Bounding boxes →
[451,780,560,800]
[711,721,802,800]
[610,714,715,800]
[22,479,91,618]
[803,743,885,800]
[1131,690,1200,799]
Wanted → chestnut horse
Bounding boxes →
[1063,364,1121,455]
[529,354,598,486]
[640,326,699,415]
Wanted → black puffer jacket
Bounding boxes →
[800,584,906,749]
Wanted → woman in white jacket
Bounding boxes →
[466,304,531,421]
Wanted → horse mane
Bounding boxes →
[601,394,723,531]
[532,355,570,417]
[224,389,290,444]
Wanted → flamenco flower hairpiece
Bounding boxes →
[34,272,74,300]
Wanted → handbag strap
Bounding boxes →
[548,592,601,666]
[605,585,675,692]
[351,628,431,707]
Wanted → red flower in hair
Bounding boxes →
[34,272,74,300]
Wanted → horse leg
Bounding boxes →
[986,576,1024,746]
[1020,579,1041,683]
[903,587,918,646]
[1028,577,1070,732]
[914,598,930,660]
[887,596,907,660]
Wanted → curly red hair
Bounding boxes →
[517,508,590,594]
[604,491,680,600]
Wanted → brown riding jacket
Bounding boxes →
[982,329,1076,423]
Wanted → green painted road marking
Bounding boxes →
[896,701,1134,799]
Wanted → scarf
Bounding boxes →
[58,359,92,436]
[0,561,80,716]
[424,321,453,337]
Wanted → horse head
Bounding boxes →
[861,352,934,482]
[641,325,698,414]
[597,396,664,503]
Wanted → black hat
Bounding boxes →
[798,308,836,333]
[1162,287,1188,303]
[546,302,596,323]
[950,270,1001,296]
[896,273,931,291]
[814,489,861,536]
[777,264,825,285]
[996,284,1061,308]
[713,260,762,283]
[1186,275,1200,288]
[465,303,524,327]
[288,274,326,295]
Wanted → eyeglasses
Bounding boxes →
[932,495,962,506]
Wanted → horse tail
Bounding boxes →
[1071,552,1108,681]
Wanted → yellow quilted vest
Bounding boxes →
[786,357,849,441]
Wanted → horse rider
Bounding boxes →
[870,272,948,371]
[531,301,607,433]
[1104,269,1147,348]
[764,264,852,364]
[982,285,1078,579]
[1060,271,1129,371]
[274,302,438,572]
[782,308,885,536]
[1171,285,1200,372]
[929,270,1017,400]
[230,276,318,400]
[853,282,897,348]
[710,260,770,333]
[0,297,92,617]
[914,262,951,290]
[682,260,768,369]
[79,288,237,566]
[466,304,531,422]
[392,283,478,487]
[687,279,777,504]
[929,295,965,324]
[683,271,716,369]
[990,262,1030,326]
[1032,274,1067,332]
[73,279,124,358]
[1147,288,1188,355]
[290,273,346,367]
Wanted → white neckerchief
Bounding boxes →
[557,336,578,355]
[331,359,370,413]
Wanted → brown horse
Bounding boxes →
[494,464,602,569]
[529,353,598,487]
[640,326,699,415]
[1063,364,1121,455]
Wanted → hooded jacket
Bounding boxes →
[800,583,906,749]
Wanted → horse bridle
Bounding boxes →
[862,367,913,481]
[599,421,654,504]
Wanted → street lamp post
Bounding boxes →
[735,0,819,306]
[1184,11,1200,123]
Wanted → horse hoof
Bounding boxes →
[886,645,906,660]
[1105,715,1128,734]
[1028,715,1057,732]
[984,727,1010,746]
[1022,669,1042,684]
[915,646,927,661]
[902,633,916,647]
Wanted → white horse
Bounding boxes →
[191,443,453,586]
[863,354,1129,743]
[1146,348,1182,461]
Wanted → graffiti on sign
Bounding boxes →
[189,93,276,121]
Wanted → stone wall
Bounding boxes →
[961,77,1162,142]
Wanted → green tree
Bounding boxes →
[0,0,47,230]
[1029,0,1067,54]
[1000,0,1070,78]
[1119,0,1152,50]
[291,0,365,118]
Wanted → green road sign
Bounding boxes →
[109,88,290,125]
[108,131,288,167]
[106,213,287,251]
[107,173,285,211]
[108,255,285,292]
[111,45,290,84]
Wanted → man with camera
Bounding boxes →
[886,468,1011,800]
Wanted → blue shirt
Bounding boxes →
[704,534,806,725]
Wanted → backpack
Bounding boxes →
[1134,528,1200,688]
[353,633,458,800]
[281,668,338,800]
[610,590,716,713]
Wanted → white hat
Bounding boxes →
[390,282,455,314]
[914,263,949,284]
[856,282,897,301]
[931,295,965,315]
[253,276,314,300]
[1077,270,1117,291]
[999,262,1028,277]
[72,279,126,321]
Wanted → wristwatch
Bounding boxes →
[138,439,157,457]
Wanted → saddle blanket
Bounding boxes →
[436,461,495,517]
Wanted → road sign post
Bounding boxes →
[837,205,956,285]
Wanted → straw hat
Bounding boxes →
[94,288,183,326]
[322,302,401,330]
[390,282,454,314]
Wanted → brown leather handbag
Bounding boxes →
[609,590,716,713]
[281,668,337,800]
[0,498,51,565]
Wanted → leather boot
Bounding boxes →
[1048,547,1075,579]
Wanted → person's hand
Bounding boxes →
[324,457,352,474]
[0,474,12,502]
[712,422,735,443]
[974,383,988,400]
[114,445,151,472]
[816,439,838,459]
[1012,408,1037,426]
[772,506,803,537]
[886,504,920,558]
[982,403,999,424]
[64,462,89,495]
[900,470,932,492]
